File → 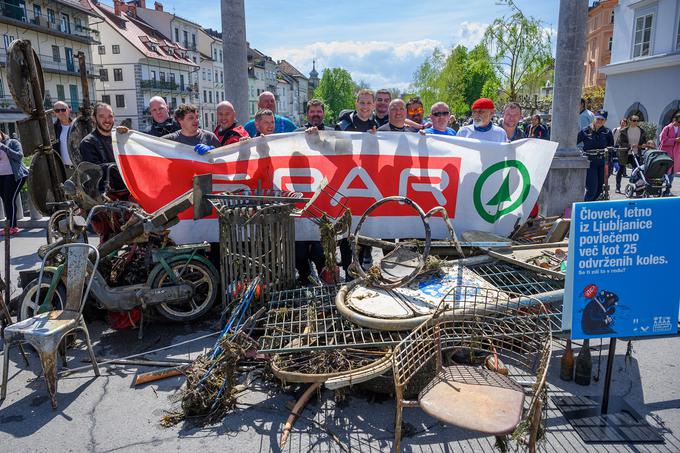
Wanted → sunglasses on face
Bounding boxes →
[631,120,638,122]
[431,111,450,117]
[54,108,67,113]
[407,107,424,115]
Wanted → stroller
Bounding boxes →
[625,149,674,198]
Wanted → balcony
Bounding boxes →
[181,41,198,52]
[140,79,196,94]
[0,48,101,78]
[0,1,100,44]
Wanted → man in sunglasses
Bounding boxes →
[457,98,508,142]
[615,115,647,193]
[374,89,391,127]
[422,102,456,136]
[146,96,180,137]
[377,99,408,131]
[52,101,73,167]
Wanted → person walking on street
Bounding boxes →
[612,118,628,145]
[527,114,549,139]
[146,96,180,137]
[243,91,297,136]
[578,110,614,201]
[0,130,28,235]
[52,101,73,168]
[659,112,680,185]
[615,115,647,193]
[214,101,249,146]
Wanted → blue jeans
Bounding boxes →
[585,157,605,201]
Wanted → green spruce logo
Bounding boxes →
[473,160,531,223]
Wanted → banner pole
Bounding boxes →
[600,337,616,414]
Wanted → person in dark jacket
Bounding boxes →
[0,129,29,234]
[527,114,549,139]
[377,99,409,131]
[578,110,614,201]
[335,89,378,132]
[374,89,391,127]
[296,99,329,131]
[146,96,180,137]
[213,101,249,145]
[79,102,126,193]
[614,115,647,193]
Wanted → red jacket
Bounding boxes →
[213,123,249,146]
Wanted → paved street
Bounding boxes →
[1,174,679,452]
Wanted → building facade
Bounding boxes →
[584,0,618,89]
[0,0,100,133]
[601,0,680,132]
[89,0,198,131]
[197,28,224,130]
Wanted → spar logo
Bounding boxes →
[473,160,531,223]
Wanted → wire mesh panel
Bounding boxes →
[467,260,563,295]
[212,191,298,304]
[259,285,409,353]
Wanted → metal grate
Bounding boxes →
[259,285,409,353]
[468,260,563,295]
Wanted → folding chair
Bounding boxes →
[1,243,100,409]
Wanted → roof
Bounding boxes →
[278,60,307,79]
[89,1,197,67]
[55,0,101,16]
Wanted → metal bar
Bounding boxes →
[205,194,311,203]
[601,338,617,414]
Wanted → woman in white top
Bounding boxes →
[0,129,29,235]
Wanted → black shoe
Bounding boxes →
[615,188,622,194]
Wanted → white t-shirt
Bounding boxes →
[59,124,72,166]
[456,124,508,142]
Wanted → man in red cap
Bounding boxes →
[457,98,508,142]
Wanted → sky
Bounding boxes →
[158,0,561,90]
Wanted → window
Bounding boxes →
[608,36,613,52]
[99,68,109,81]
[219,50,222,62]
[192,34,196,48]
[209,91,213,103]
[56,84,65,101]
[203,90,207,103]
[175,28,179,42]
[183,30,188,46]
[52,45,60,62]
[159,71,165,82]
[3,35,14,49]
[214,70,218,82]
[75,17,82,31]
[610,10,614,24]
[98,45,106,55]
[33,5,41,23]
[220,71,223,83]
[115,95,125,108]
[112,45,120,54]
[171,97,177,108]
[633,13,653,58]
[69,85,78,110]
[181,97,186,104]
[202,69,206,80]
[169,73,175,86]
[207,70,211,82]
[150,70,156,81]
[211,112,215,124]
[214,49,217,60]
[47,9,55,24]
[60,13,71,34]
[205,113,208,125]
[179,74,185,90]
[101,94,111,105]
[113,68,123,81]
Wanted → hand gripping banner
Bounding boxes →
[113,130,557,243]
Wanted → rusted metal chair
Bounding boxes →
[392,286,552,452]
[1,243,100,409]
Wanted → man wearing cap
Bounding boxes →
[577,110,614,201]
[457,98,508,142]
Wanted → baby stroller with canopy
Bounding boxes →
[625,149,674,198]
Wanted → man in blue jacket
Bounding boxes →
[244,91,297,136]
[578,110,614,201]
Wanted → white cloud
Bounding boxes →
[266,22,488,90]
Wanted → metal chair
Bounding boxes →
[1,243,100,409]
[392,285,552,452]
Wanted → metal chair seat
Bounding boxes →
[418,365,525,435]
[4,311,81,350]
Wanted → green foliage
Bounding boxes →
[410,45,499,118]
[313,68,356,123]
[483,8,553,101]
[638,122,658,144]
[582,86,605,112]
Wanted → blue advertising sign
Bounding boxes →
[563,197,680,340]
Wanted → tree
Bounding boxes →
[582,86,605,112]
[483,3,552,102]
[313,68,356,123]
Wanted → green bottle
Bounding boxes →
[574,339,592,386]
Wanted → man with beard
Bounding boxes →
[501,102,525,141]
[374,89,391,127]
[457,98,508,142]
[243,91,297,136]
[377,99,408,131]
[79,102,127,192]
[296,99,328,131]
[163,104,222,154]
[214,101,250,146]
[335,89,378,132]
[146,96,180,137]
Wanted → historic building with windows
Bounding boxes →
[584,0,618,89]
[602,0,680,131]
[0,0,100,133]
